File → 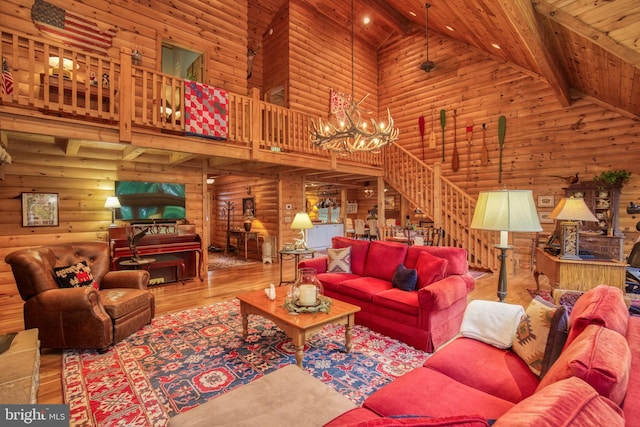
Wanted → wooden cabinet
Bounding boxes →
[306,223,344,250]
[565,181,624,261]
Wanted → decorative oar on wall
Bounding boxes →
[452,109,459,171]
[429,107,436,149]
[498,115,507,183]
[466,119,473,183]
[419,115,425,161]
[481,123,489,166]
[440,109,446,161]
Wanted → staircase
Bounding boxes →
[383,143,499,271]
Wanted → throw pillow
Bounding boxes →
[392,264,418,292]
[512,296,567,378]
[54,261,99,289]
[415,251,448,289]
[327,246,351,273]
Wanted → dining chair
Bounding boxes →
[367,219,379,240]
[345,218,355,237]
[354,219,368,240]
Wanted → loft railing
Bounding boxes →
[0,29,382,167]
[383,143,500,271]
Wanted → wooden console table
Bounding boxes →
[534,247,626,292]
[227,230,260,259]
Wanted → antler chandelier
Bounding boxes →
[310,94,399,153]
[310,0,399,153]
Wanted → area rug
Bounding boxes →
[207,252,260,270]
[63,300,430,427]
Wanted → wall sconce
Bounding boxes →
[206,177,215,185]
[104,196,121,227]
[131,48,142,66]
[246,186,252,195]
[48,56,76,79]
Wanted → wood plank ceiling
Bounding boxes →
[296,0,640,119]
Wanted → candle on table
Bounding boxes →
[298,284,317,306]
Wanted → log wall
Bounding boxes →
[377,30,640,268]
[2,0,248,95]
[0,143,207,298]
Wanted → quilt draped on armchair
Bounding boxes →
[184,80,228,140]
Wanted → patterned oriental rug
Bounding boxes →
[207,252,260,270]
[63,300,430,427]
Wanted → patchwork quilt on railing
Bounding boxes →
[183,80,228,140]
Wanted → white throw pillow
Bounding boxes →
[327,246,351,273]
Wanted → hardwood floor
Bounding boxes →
[2,258,540,405]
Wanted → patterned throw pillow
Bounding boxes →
[54,261,99,289]
[327,246,351,273]
[513,296,567,377]
[392,264,418,291]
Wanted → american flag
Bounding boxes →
[2,58,14,95]
[31,0,116,55]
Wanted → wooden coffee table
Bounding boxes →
[237,286,361,368]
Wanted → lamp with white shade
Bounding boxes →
[548,197,598,260]
[291,212,314,250]
[48,57,76,79]
[471,188,542,302]
[104,196,121,227]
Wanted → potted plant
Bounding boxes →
[594,170,631,188]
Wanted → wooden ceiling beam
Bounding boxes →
[534,0,640,67]
[122,145,146,161]
[169,152,195,164]
[499,0,571,108]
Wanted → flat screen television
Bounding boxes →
[115,181,186,222]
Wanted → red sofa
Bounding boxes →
[325,285,640,426]
[298,237,475,352]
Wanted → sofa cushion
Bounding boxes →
[100,288,155,320]
[364,241,408,282]
[494,377,624,427]
[333,237,370,276]
[406,246,468,276]
[338,277,393,302]
[392,264,418,291]
[328,246,352,273]
[372,288,419,316]
[415,252,448,290]
[363,367,515,420]
[512,296,568,378]
[537,324,631,405]
[317,272,361,292]
[340,415,490,426]
[460,300,524,349]
[424,337,539,404]
[54,261,99,289]
[564,285,628,348]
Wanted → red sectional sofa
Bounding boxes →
[325,285,640,426]
[298,237,475,352]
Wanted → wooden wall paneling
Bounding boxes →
[377,25,640,267]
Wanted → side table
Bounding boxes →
[278,248,315,285]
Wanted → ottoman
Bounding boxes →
[167,364,356,426]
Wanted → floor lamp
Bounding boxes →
[104,196,121,227]
[471,188,542,302]
[291,212,313,249]
[548,197,598,260]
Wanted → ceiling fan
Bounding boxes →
[420,3,435,73]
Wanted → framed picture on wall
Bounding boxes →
[385,196,395,210]
[538,211,554,224]
[537,195,555,208]
[242,197,255,218]
[21,192,59,227]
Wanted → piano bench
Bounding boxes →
[147,255,186,284]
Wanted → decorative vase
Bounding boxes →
[292,268,323,306]
[243,220,252,232]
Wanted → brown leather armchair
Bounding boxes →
[5,242,155,350]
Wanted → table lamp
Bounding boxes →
[291,212,313,249]
[471,188,542,302]
[548,197,598,260]
[48,56,76,79]
[104,196,121,227]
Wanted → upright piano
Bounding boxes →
[109,223,203,283]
